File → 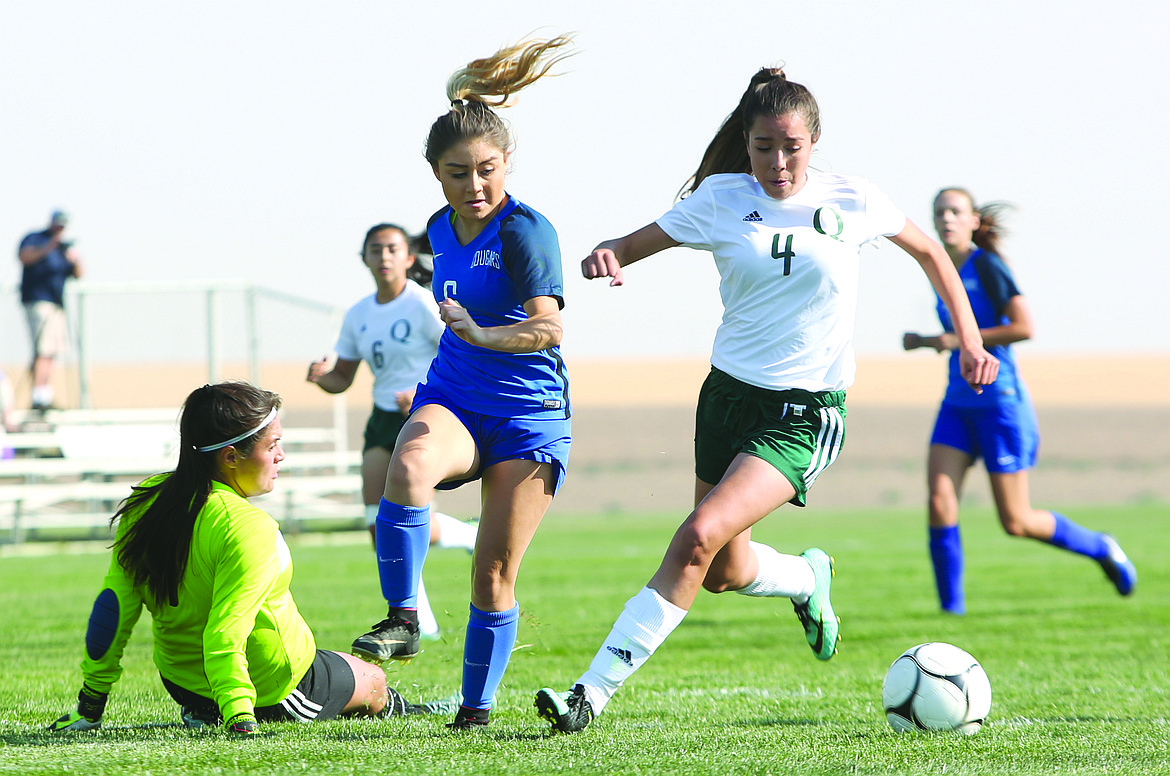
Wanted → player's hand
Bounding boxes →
[306,357,329,383]
[395,389,415,415]
[48,686,107,732]
[959,346,999,395]
[439,298,484,346]
[225,712,259,735]
[582,248,624,286]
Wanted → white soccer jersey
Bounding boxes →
[334,280,445,411]
[656,172,906,392]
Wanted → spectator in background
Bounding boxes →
[17,210,82,412]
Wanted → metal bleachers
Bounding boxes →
[0,407,365,545]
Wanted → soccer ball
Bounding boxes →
[881,642,991,735]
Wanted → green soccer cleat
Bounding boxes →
[535,684,594,734]
[793,548,839,661]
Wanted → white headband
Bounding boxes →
[195,407,278,453]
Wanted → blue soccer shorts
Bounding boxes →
[410,382,571,494]
[929,399,1040,473]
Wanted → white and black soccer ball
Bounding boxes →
[881,642,992,735]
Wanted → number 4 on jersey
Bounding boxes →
[771,233,794,275]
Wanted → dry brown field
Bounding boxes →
[5,354,1168,516]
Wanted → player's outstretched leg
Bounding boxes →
[1045,513,1137,596]
[791,548,839,660]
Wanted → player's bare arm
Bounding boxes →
[889,221,999,391]
[307,357,359,393]
[582,223,680,286]
[440,295,562,353]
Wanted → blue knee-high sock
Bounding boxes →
[929,525,965,615]
[461,604,519,710]
[1047,512,1108,559]
[374,499,431,608]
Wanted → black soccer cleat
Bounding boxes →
[535,684,594,734]
[352,609,421,664]
[446,705,490,730]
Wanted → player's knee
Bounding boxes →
[998,511,1030,537]
[470,560,513,608]
[384,454,433,502]
[670,522,720,570]
[701,573,738,594]
[928,492,957,524]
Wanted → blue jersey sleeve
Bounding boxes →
[499,205,564,309]
[974,251,1021,318]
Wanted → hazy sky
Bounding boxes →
[2,0,1166,367]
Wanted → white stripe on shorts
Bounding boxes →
[803,406,844,488]
[280,688,324,723]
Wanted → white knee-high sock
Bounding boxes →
[736,542,815,603]
[434,511,478,550]
[415,576,440,638]
[364,503,379,528]
[575,587,688,715]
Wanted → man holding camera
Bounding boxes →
[17,210,83,412]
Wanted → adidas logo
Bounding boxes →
[605,646,633,666]
[743,210,763,222]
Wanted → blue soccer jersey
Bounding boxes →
[424,196,570,419]
[935,249,1027,408]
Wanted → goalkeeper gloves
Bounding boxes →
[48,686,108,732]
[225,712,259,735]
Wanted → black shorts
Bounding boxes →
[161,649,356,724]
[363,406,408,453]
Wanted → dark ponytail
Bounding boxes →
[683,67,821,196]
[112,382,281,608]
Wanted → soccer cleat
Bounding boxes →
[181,706,220,729]
[378,687,408,718]
[225,713,259,735]
[534,684,594,734]
[793,548,839,661]
[49,686,107,732]
[351,610,421,664]
[1099,535,1137,596]
[48,709,101,732]
[406,689,464,716]
[446,705,490,730]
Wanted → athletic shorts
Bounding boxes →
[363,406,408,453]
[161,649,356,724]
[24,301,67,358]
[694,367,846,507]
[410,382,571,494]
[930,400,1039,474]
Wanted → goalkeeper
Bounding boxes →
[49,382,405,735]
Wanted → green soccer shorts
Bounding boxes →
[694,367,846,507]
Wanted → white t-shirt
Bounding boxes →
[334,280,445,411]
[656,172,906,392]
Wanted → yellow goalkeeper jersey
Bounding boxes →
[81,476,316,722]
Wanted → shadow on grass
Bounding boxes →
[1,722,201,748]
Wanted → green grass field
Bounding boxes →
[1,504,1166,775]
